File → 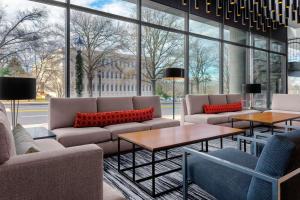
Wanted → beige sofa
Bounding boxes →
[0,102,125,200]
[49,96,180,155]
[181,94,261,128]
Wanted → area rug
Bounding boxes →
[104,138,251,200]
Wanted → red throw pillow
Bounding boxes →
[73,107,154,128]
[203,102,242,114]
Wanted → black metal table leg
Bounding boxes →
[166,149,168,159]
[205,140,208,152]
[220,137,223,149]
[152,151,156,197]
[271,125,274,135]
[243,132,246,152]
[201,142,203,151]
[118,137,121,172]
[132,143,136,181]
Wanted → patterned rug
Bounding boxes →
[103,137,251,200]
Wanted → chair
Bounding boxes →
[183,129,300,200]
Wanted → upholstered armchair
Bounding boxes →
[183,130,300,200]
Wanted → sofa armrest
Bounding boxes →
[0,144,103,200]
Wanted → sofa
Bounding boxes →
[49,96,180,155]
[181,94,261,128]
[0,102,125,200]
[265,94,300,125]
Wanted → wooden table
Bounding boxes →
[117,124,244,197]
[232,112,300,135]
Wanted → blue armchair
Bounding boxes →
[183,129,300,200]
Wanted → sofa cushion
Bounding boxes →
[227,94,242,104]
[247,135,296,200]
[132,96,161,118]
[0,111,16,164]
[13,124,40,154]
[272,94,300,112]
[0,101,6,115]
[186,95,209,115]
[203,102,242,114]
[103,182,126,200]
[184,113,229,124]
[142,118,180,129]
[188,148,258,200]
[73,108,154,128]
[49,98,97,130]
[104,122,151,140]
[53,127,111,147]
[208,94,227,105]
[35,139,65,152]
[97,97,133,112]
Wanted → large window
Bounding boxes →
[252,50,268,108]
[70,10,137,97]
[1,0,288,125]
[223,44,246,94]
[189,37,220,94]
[0,0,65,127]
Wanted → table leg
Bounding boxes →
[201,142,203,151]
[231,119,234,140]
[205,140,208,152]
[243,132,247,152]
[152,151,156,197]
[271,125,274,135]
[166,150,168,159]
[132,143,136,181]
[220,137,223,149]
[118,138,121,172]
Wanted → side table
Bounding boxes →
[26,127,56,140]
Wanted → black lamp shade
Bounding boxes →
[245,84,261,94]
[0,77,36,100]
[164,68,185,80]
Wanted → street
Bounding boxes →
[4,102,182,127]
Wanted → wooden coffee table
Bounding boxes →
[117,124,245,197]
[232,112,300,135]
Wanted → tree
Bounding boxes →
[189,40,216,94]
[71,12,125,97]
[0,7,45,64]
[75,51,84,97]
[141,9,183,95]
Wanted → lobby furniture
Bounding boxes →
[183,130,300,200]
[264,94,300,125]
[26,127,56,140]
[181,94,261,128]
[49,96,180,155]
[0,102,126,200]
[244,83,261,109]
[232,112,300,135]
[117,124,244,197]
[0,77,36,127]
[164,67,185,119]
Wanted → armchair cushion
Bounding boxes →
[104,122,150,140]
[208,94,227,105]
[226,94,242,104]
[141,118,180,129]
[188,148,258,200]
[13,124,40,154]
[186,95,209,115]
[132,96,161,118]
[247,135,296,200]
[97,97,133,112]
[35,139,65,152]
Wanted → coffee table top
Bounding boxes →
[118,124,244,151]
[232,112,300,124]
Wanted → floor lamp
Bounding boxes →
[245,83,261,109]
[0,77,36,127]
[164,68,185,120]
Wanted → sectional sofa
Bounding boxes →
[181,94,261,128]
[49,96,180,155]
[0,102,125,200]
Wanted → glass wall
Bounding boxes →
[0,0,287,126]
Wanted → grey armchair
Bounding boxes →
[183,130,300,200]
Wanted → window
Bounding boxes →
[142,0,184,30]
[271,40,285,53]
[189,15,220,38]
[189,37,220,94]
[252,50,268,108]
[253,35,268,50]
[223,44,246,94]
[70,10,137,97]
[0,0,65,127]
[270,54,285,103]
[224,26,248,45]
[71,0,137,19]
